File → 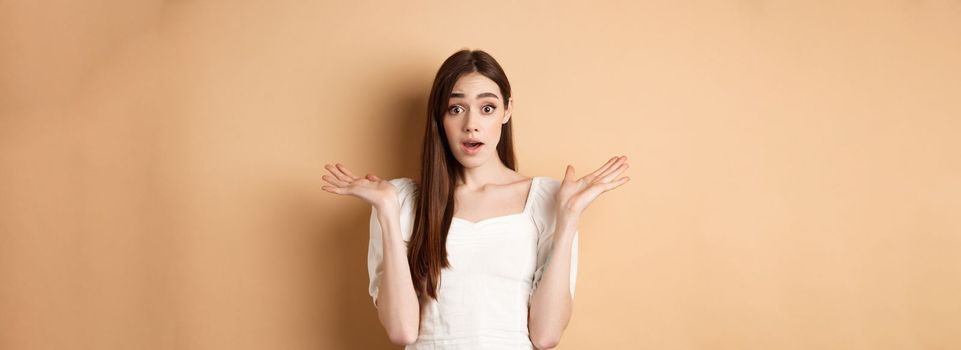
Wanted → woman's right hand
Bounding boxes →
[321,163,398,210]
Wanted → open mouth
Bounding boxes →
[462,141,484,154]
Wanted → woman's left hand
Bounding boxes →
[555,155,631,224]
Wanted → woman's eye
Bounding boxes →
[482,105,496,113]
[449,106,464,114]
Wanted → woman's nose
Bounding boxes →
[463,114,479,132]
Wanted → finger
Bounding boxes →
[323,163,344,182]
[321,185,347,194]
[583,156,619,181]
[601,176,630,192]
[333,163,358,181]
[594,156,627,182]
[336,163,359,180]
[600,162,629,183]
[587,155,625,181]
[322,174,349,187]
[325,163,353,182]
[564,165,575,182]
[367,174,382,182]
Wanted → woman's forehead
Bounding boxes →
[451,73,499,97]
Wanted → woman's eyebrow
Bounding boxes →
[450,92,500,100]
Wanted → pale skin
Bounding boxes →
[321,72,630,349]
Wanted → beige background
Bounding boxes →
[1,1,959,349]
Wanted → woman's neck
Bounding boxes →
[458,161,523,190]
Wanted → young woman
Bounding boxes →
[322,49,630,349]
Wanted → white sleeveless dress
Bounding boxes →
[367,176,579,349]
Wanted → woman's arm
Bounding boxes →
[374,204,421,346]
[319,165,421,345]
[527,218,578,350]
[528,156,631,349]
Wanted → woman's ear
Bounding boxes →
[502,97,513,124]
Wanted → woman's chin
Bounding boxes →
[456,154,489,167]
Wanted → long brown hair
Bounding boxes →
[407,49,517,303]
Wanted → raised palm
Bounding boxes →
[556,155,631,221]
[321,163,398,209]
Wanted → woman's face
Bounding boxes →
[442,72,513,169]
